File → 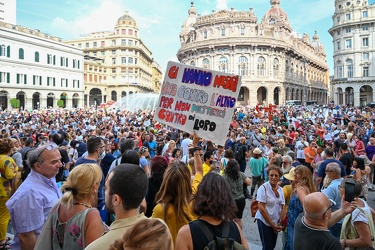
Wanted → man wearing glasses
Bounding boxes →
[294,192,357,250]
[321,163,343,239]
[6,144,62,250]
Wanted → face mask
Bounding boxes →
[209,160,213,165]
[99,150,106,160]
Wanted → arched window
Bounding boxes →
[190,60,196,66]
[111,91,117,101]
[202,58,210,69]
[337,60,343,78]
[35,51,39,62]
[19,48,24,60]
[273,58,279,77]
[346,59,353,78]
[238,56,248,76]
[257,57,266,76]
[219,56,228,73]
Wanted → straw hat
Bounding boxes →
[253,148,262,155]
[283,167,295,181]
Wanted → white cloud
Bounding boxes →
[216,0,228,10]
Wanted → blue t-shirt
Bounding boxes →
[318,159,346,180]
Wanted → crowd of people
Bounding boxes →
[0,103,374,249]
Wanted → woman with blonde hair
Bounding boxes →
[284,165,317,250]
[109,218,173,250]
[152,134,203,244]
[35,164,107,250]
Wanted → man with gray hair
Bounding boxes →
[6,145,62,250]
[279,155,293,187]
[321,162,343,239]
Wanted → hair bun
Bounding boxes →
[65,187,78,195]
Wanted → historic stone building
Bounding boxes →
[0,21,84,110]
[177,0,329,106]
[66,11,162,106]
[329,0,375,106]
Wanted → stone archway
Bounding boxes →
[273,87,280,105]
[16,91,26,110]
[47,92,55,108]
[32,92,40,109]
[72,93,79,108]
[345,87,354,106]
[89,88,102,107]
[60,93,67,108]
[360,85,373,106]
[257,87,267,105]
[0,91,8,110]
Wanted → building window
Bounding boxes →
[93,42,97,47]
[363,37,369,47]
[219,56,228,73]
[112,58,116,64]
[112,40,116,45]
[257,57,266,76]
[121,57,126,64]
[0,44,5,57]
[346,13,351,20]
[121,39,126,45]
[61,78,67,87]
[363,24,369,31]
[16,74,26,84]
[112,50,116,55]
[363,52,369,60]
[33,75,42,86]
[363,11,368,18]
[78,43,82,48]
[77,80,80,88]
[101,41,105,47]
[121,29,126,35]
[128,29,133,36]
[337,41,341,50]
[190,60,195,66]
[135,31,137,37]
[202,58,210,69]
[337,16,340,22]
[101,51,105,55]
[85,43,89,48]
[273,58,279,77]
[61,57,66,66]
[128,57,133,64]
[0,72,10,83]
[345,27,351,33]
[128,40,133,46]
[240,27,245,35]
[345,39,352,48]
[19,48,24,59]
[238,56,248,76]
[203,30,207,39]
[337,61,343,78]
[35,51,39,62]
[346,59,353,78]
[221,27,225,36]
[363,66,369,77]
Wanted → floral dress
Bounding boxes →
[284,192,303,250]
[50,202,108,249]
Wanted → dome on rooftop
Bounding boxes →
[116,11,137,26]
[262,0,290,26]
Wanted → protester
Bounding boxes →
[85,163,148,250]
[175,173,249,249]
[255,165,285,250]
[223,159,251,229]
[0,138,18,249]
[35,164,106,249]
[6,145,62,250]
[109,218,173,250]
[249,148,268,199]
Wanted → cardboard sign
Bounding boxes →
[155,61,242,146]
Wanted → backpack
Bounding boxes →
[196,220,247,250]
[234,143,245,162]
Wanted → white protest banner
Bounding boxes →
[155,61,242,146]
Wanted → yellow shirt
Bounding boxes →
[0,155,18,197]
[151,172,203,245]
[203,163,210,176]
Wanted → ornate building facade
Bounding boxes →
[0,21,84,110]
[329,0,375,106]
[177,0,329,106]
[66,11,162,107]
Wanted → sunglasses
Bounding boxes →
[36,144,57,161]
[324,199,336,214]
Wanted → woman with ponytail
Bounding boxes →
[35,164,107,250]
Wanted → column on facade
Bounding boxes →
[353,91,360,106]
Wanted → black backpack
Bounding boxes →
[196,220,247,250]
[234,143,245,162]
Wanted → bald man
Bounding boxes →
[293,192,356,250]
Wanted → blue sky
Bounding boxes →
[16,0,375,72]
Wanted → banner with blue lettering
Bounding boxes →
[155,61,242,146]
